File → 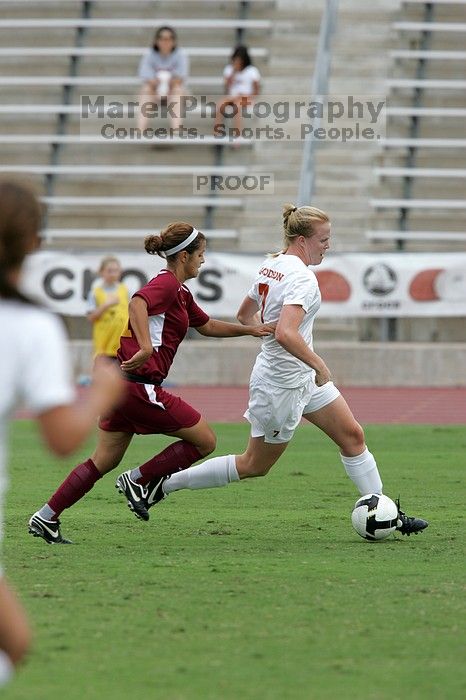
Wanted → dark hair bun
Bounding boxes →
[144,233,164,255]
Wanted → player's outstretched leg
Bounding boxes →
[29,433,133,541]
[28,513,72,544]
[395,498,428,536]
[115,439,206,520]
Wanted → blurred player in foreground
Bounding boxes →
[0,181,124,688]
[129,204,428,537]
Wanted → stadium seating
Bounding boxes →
[42,195,244,209]
[0,0,281,247]
[0,164,250,175]
[0,76,224,88]
[371,198,466,210]
[366,0,466,250]
[390,49,466,61]
[2,0,463,255]
[373,167,466,178]
[378,138,466,148]
[402,0,466,4]
[0,47,269,59]
[3,0,462,351]
[386,107,466,117]
[367,230,466,242]
[393,21,466,33]
[0,135,255,145]
[386,78,466,90]
[0,19,272,30]
[43,228,237,242]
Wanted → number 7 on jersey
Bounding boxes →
[258,283,270,323]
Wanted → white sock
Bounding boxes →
[340,448,383,495]
[0,650,14,688]
[163,455,239,494]
[38,504,56,520]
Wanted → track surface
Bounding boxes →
[169,386,466,425]
[15,386,466,424]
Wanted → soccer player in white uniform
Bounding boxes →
[0,181,123,688]
[140,204,428,537]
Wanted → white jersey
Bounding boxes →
[223,64,261,96]
[247,253,321,388]
[0,301,75,568]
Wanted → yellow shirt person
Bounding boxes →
[86,257,129,359]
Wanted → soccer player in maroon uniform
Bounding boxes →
[29,222,274,543]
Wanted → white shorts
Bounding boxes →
[244,378,341,444]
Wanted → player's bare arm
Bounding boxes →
[275,304,331,385]
[236,296,262,326]
[37,360,124,457]
[120,296,153,371]
[196,318,274,338]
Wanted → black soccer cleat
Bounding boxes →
[395,498,429,536]
[115,471,149,522]
[146,476,167,510]
[28,513,72,544]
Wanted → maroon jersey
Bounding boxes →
[118,269,209,384]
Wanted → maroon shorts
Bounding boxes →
[99,382,201,435]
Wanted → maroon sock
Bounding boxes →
[136,441,202,485]
[48,458,102,518]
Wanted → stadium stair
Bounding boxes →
[366,0,466,252]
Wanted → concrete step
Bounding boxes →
[45,208,246,232]
[371,180,466,199]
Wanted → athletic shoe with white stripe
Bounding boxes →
[28,512,72,544]
[115,471,149,522]
[146,476,167,509]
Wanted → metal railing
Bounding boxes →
[297,0,339,206]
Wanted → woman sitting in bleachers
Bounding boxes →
[137,26,189,134]
[214,45,261,142]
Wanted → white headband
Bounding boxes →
[164,228,199,257]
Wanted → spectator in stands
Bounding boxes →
[86,256,129,363]
[0,180,123,688]
[214,45,261,141]
[137,26,189,133]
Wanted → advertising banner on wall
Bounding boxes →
[21,250,466,318]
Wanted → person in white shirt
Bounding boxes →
[137,26,189,132]
[214,45,261,140]
[0,181,124,689]
[140,204,428,538]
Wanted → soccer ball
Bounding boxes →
[351,493,398,541]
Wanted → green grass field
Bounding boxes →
[3,422,465,700]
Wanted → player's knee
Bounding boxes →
[198,432,217,457]
[345,422,365,453]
